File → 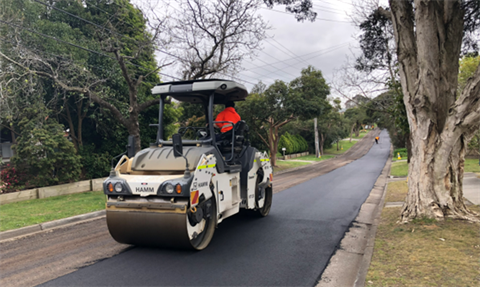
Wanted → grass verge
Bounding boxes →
[366,181,480,286]
[0,191,105,232]
[384,180,408,203]
[390,159,479,177]
[390,161,409,177]
[323,140,358,155]
[273,160,311,173]
[465,158,480,173]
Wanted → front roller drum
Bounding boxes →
[106,199,216,250]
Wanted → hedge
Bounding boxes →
[278,132,308,155]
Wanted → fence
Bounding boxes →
[278,151,309,160]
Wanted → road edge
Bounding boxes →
[0,210,106,242]
[316,143,393,287]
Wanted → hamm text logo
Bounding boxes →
[136,187,154,192]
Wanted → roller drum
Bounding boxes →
[106,210,191,249]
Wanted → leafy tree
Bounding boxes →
[0,0,169,153]
[12,107,81,187]
[263,0,317,22]
[317,98,347,154]
[344,107,366,138]
[375,0,480,221]
[238,66,330,166]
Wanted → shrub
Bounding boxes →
[278,133,309,154]
[279,133,294,154]
[79,144,112,179]
[393,148,408,159]
[295,134,308,152]
[286,133,299,153]
[0,163,27,193]
[12,108,82,187]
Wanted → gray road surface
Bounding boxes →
[38,130,390,286]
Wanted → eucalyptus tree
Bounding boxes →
[374,0,480,221]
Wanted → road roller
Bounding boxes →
[103,79,273,250]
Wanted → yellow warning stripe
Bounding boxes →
[197,164,216,170]
[254,159,270,162]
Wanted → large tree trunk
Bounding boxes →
[387,0,480,221]
[402,125,475,220]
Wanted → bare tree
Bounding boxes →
[160,0,269,80]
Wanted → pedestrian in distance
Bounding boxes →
[375,136,379,144]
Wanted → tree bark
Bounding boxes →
[319,132,325,155]
[388,0,480,221]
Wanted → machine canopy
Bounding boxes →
[151,79,248,104]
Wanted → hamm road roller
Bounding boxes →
[103,79,273,250]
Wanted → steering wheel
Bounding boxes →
[178,126,196,136]
[196,127,208,139]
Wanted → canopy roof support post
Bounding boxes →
[156,95,165,144]
[208,93,216,145]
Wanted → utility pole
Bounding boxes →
[314,118,320,158]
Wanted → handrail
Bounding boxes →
[213,120,236,162]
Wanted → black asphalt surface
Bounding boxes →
[40,130,390,287]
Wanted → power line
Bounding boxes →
[0,20,180,81]
[242,41,351,71]
[259,7,351,23]
[266,38,310,66]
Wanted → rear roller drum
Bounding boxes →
[187,197,216,250]
[255,174,272,217]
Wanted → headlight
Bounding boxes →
[114,182,123,192]
[165,183,174,193]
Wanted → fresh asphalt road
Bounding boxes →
[40,130,391,287]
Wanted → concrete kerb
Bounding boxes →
[0,210,106,242]
[316,144,393,287]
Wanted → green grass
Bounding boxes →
[291,154,335,161]
[465,158,480,173]
[0,191,105,232]
[390,161,409,177]
[323,140,357,155]
[351,131,368,140]
[390,159,479,177]
[273,160,311,173]
[366,181,480,286]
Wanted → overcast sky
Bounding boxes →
[144,0,367,107]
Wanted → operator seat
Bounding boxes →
[218,120,248,161]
